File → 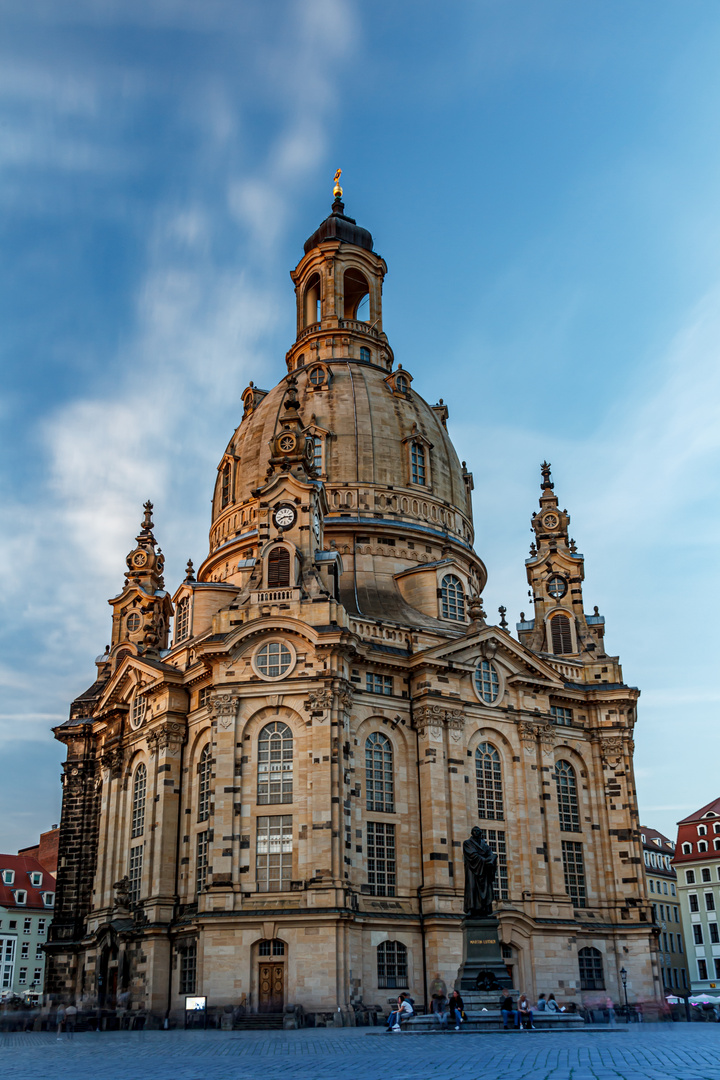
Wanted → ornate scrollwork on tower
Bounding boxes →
[599,735,625,768]
[446,708,465,742]
[101,746,125,779]
[414,704,445,739]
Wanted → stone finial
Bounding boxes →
[498,606,508,630]
[185,559,196,583]
[141,500,154,532]
[593,605,600,616]
[540,461,553,490]
[529,541,537,557]
[569,537,577,553]
[520,612,525,623]
[466,594,487,632]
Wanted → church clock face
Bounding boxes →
[542,512,559,530]
[273,504,297,530]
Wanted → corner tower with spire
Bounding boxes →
[517,463,620,685]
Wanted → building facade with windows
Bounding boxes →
[46,190,658,1022]
[673,798,720,994]
[0,855,55,1000]
[640,826,689,996]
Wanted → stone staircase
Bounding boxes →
[404,993,583,1032]
[233,1011,284,1031]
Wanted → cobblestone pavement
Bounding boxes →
[2,1024,720,1080]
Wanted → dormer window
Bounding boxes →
[13,890,27,906]
[43,893,54,907]
[440,574,465,621]
[698,825,707,836]
[221,462,231,508]
[308,365,328,388]
[411,442,426,485]
[682,842,693,855]
[698,841,708,852]
[175,596,190,644]
[396,374,408,393]
[2,870,14,886]
[29,872,42,888]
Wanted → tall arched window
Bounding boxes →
[410,442,426,485]
[257,722,293,804]
[365,732,394,813]
[175,597,190,644]
[377,940,408,989]
[304,273,321,326]
[131,763,146,838]
[550,613,573,654]
[475,743,504,820]
[221,462,231,508]
[578,947,604,990]
[343,268,369,320]
[555,760,580,832]
[267,547,291,588]
[198,745,211,822]
[440,575,465,621]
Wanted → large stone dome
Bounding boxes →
[199,199,486,627]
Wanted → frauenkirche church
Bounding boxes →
[47,181,660,1023]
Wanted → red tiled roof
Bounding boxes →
[677,797,720,825]
[640,825,675,851]
[0,854,56,911]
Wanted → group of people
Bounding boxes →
[386,990,466,1031]
[500,992,570,1029]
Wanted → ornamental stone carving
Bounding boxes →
[101,746,125,778]
[304,689,333,715]
[446,708,465,742]
[518,721,537,752]
[210,692,240,730]
[600,736,625,767]
[537,722,557,755]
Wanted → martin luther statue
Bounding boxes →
[463,826,498,917]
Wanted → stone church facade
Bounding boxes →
[46,189,661,1022]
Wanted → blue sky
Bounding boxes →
[1,0,719,851]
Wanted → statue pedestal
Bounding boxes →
[456,916,513,993]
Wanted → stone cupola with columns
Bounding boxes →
[46,181,661,1025]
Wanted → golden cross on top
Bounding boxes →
[333,168,343,199]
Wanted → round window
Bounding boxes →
[126,613,141,632]
[255,641,294,680]
[309,366,326,387]
[547,575,567,599]
[474,660,500,704]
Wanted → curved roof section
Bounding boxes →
[304,198,373,254]
[216,361,468,517]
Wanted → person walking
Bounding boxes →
[64,1003,78,1038]
[55,1003,66,1041]
[500,992,519,1029]
[517,994,535,1030]
[449,989,464,1031]
[431,992,449,1030]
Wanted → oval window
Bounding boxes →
[126,613,141,632]
[474,660,500,704]
[309,366,326,387]
[255,641,294,679]
[547,576,567,599]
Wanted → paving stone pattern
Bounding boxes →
[2,1024,720,1080]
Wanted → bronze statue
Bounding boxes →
[463,826,498,917]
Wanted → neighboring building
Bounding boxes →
[640,826,689,995]
[18,825,60,876]
[46,186,659,1023]
[673,798,720,994]
[0,855,56,1000]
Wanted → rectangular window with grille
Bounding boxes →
[561,840,586,908]
[313,435,323,473]
[550,706,573,726]
[411,442,426,485]
[367,822,396,897]
[698,958,708,980]
[179,943,197,995]
[128,845,143,904]
[693,924,703,945]
[366,673,393,695]
[478,828,509,900]
[1,937,15,990]
[256,816,292,892]
[198,687,211,709]
[196,831,209,895]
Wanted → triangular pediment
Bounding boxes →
[95,653,179,715]
[413,624,565,689]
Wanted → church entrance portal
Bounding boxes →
[258,962,284,1012]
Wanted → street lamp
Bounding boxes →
[620,967,629,1022]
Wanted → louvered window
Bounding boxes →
[267,547,290,587]
[550,613,573,654]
